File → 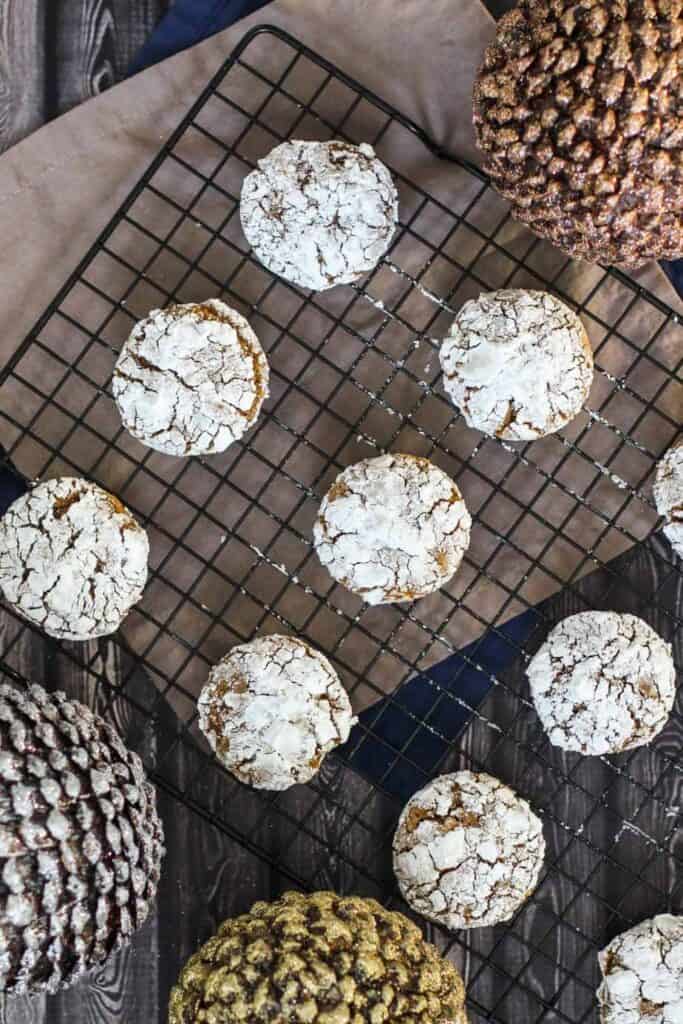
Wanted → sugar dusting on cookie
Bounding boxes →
[240,140,398,290]
[313,453,471,605]
[440,289,593,440]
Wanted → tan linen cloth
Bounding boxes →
[0,0,681,716]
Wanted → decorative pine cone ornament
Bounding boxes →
[473,0,683,266]
[168,890,468,1024]
[0,682,165,996]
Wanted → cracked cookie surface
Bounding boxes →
[313,453,471,605]
[527,611,675,755]
[439,289,594,440]
[654,441,683,560]
[393,771,545,931]
[0,477,148,641]
[112,299,269,456]
[598,914,683,1024]
[168,890,468,1024]
[197,634,356,790]
[240,139,398,290]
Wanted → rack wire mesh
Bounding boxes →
[1,24,682,1024]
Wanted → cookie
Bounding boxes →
[393,771,545,930]
[598,914,683,1024]
[0,477,148,641]
[197,635,356,790]
[240,140,398,290]
[527,611,676,756]
[313,453,471,605]
[439,289,594,440]
[654,442,683,560]
[112,300,269,456]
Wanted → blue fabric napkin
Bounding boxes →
[130,0,271,74]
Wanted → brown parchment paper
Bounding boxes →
[0,0,681,719]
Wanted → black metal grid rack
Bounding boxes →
[1,24,682,1024]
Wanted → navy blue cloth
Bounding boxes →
[130,0,271,74]
[343,610,538,800]
[663,260,683,297]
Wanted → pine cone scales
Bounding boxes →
[169,890,468,1024]
[0,682,164,995]
[473,0,683,266]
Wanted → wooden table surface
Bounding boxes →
[0,3,680,1024]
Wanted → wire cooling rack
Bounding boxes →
[1,24,682,1024]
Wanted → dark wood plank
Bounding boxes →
[54,0,169,114]
[0,0,46,153]
[0,0,170,152]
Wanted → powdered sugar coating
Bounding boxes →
[393,771,545,930]
[0,477,148,641]
[439,289,594,440]
[240,140,398,291]
[654,442,683,561]
[598,914,683,1024]
[112,300,269,456]
[527,612,676,756]
[313,453,471,605]
[198,635,356,791]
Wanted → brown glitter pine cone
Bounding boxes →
[0,682,165,995]
[168,890,467,1024]
[473,0,683,266]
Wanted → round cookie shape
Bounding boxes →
[240,139,398,290]
[197,635,356,790]
[112,299,269,456]
[527,611,676,756]
[313,453,471,605]
[168,891,468,1024]
[0,477,148,641]
[598,914,683,1024]
[473,0,683,266]
[439,289,594,440]
[393,771,545,930]
[654,442,683,560]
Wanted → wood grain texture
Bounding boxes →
[0,0,45,153]
[0,0,169,152]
